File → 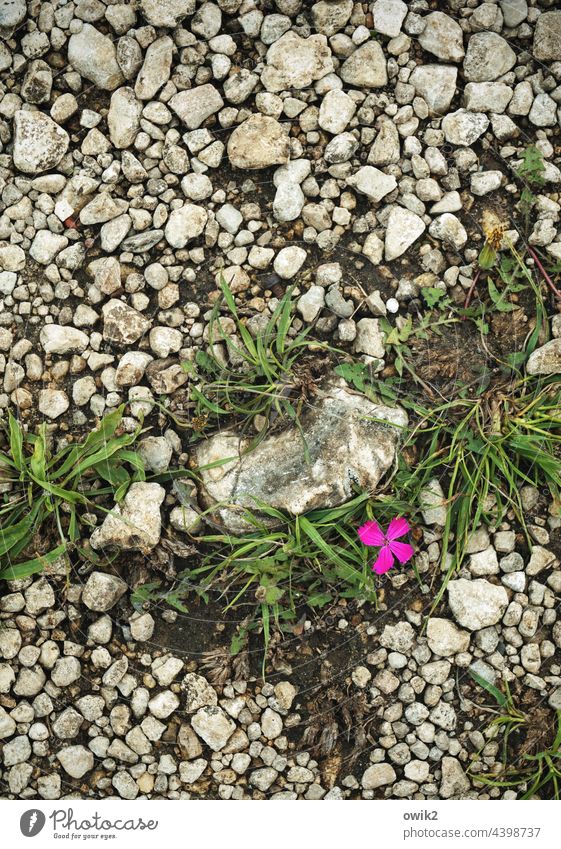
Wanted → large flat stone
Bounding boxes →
[193,377,407,532]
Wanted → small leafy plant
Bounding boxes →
[0,406,145,581]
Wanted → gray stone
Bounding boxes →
[137,437,172,473]
[68,24,123,90]
[471,171,503,196]
[21,60,52,104]
[442,109,489,146]
[409,65,458,116]
[135,36,173,100]
[418,12,465,63]
[24,578,55,615]
[30,230,68,264]
[533,12,561,62]
[262,32,333,92]
[261,708,283,740]
[57,745,94,779]
[82,572,127,612]
[249,767,278,791]
[448,579,509,630]
[102,299,150,346]
[372,0,407,38]
[182,674,218,713]
[37,773,61,800]
[385,207,426,260]
[348,166,397,203]
[429,214,467,250]
[464,82,513,114]
[146,657,179,689]
[53,707,83,739]
[13,111,69,175]
[3,735,31,766]
[318,90,356,134]
[90,482,165,553]
[227,115,289,170]
[38,389,69,420]
[419,479,447,525]
[440,757,470,799]
[169,84,224,130]
[165,204,208,248]
[368,121,400,170]
[463,33,516,82]
[191,706,235,752]
[311,1,353,37]
[426,618,470,656]
[548,687,561,711]
[116,36,143,80]
[129,612,155,642]
[115,351,153,387]
[324,132,359,164]
[14,667,45,697]
[0,706,16,739]
[380,621,416,653]
[112,771,138,800]
[274,681,297,712]
[139,0,194,28]
[470,547,499,576]
[194,377,406,533]
[148,690,180,719]
[354,318,385,358]
[170,506,202,534]
[298,286,325,322]
[500,0,527,28]
[362,762,396,789]
[108,88,142,148]
[340,41,387,88]
[273,182,305,222]
[273,246,307,279]
[529,94,557,128]
[0,0,26,33]
[527,339,561,376]
[179,758,207,784]
[526,546,556,576]
[40,325,88,356]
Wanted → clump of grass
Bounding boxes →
[333,239,561,612]
[134,491,410,669]
[469,671,561,800]
[0,406,144,581]
[180,277,332,439]
[395,374,561,612]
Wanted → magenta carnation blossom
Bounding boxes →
[357,517,414,575]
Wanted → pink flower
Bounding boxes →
[357,517,414,575]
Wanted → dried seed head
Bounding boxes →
[481,209,505,251]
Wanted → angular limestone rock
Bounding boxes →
[90,482,165,553]
[261,32,333,92]
[227,115,290,170]
[193,377,407,532]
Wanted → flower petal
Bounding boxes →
[372,547,394,575]
[386,516,410,541]
[388,540,415,564]
[357,520,386,547]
